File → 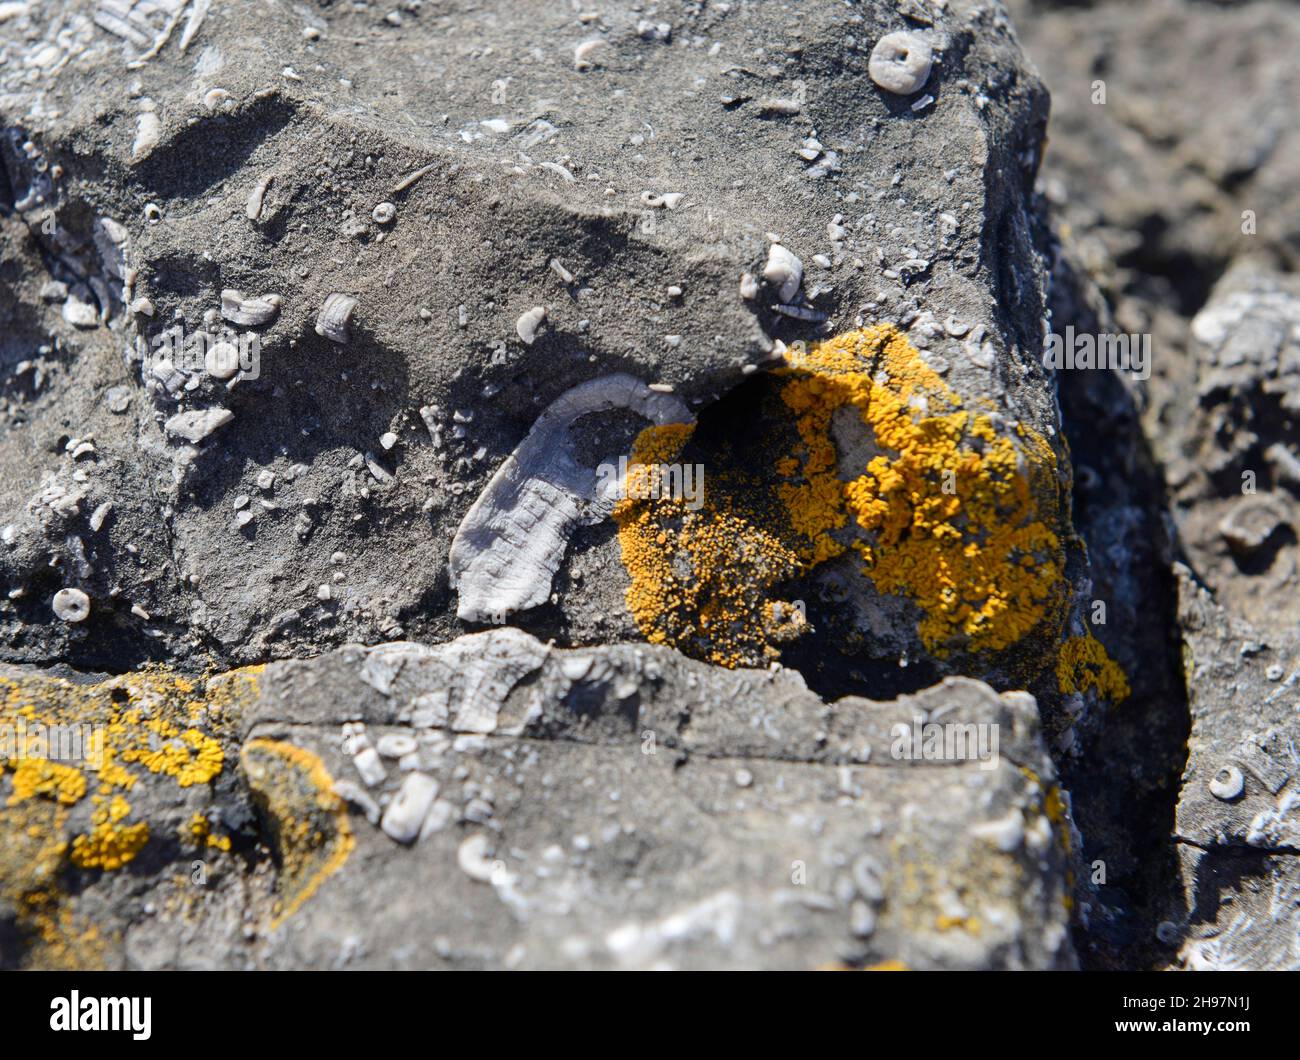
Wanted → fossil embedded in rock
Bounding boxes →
[52,587,90,623]
[868,31,933,95]
[448,374,692,623]
[164,408,234,443]
[315,293,358,344]
[220,290,281,327]
[1209,766,1244,801]
[762,243,803,302]
[515,305,547,345]
[380,772,438,843]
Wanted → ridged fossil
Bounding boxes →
[316,293,358,344]
[448,374,692,623]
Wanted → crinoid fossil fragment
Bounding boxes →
[868,31,933,96]
[315,293,358,344]
[448,374,692,623]
[220,289,281,326]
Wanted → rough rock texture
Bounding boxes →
[1011,0,1300,969]
[1170,569,1300,971]
[1149,269,1300,970]
[0,631,1076,970]
[0,0,1071,681]
[3,0,1299,971]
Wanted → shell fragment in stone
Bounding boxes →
[448,374,692,623]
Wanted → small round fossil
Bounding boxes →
[869,31,933,95]
[52,587,90,623]
[205,340,241,380]
[371,201,397,225]
[1209,765,1244,801]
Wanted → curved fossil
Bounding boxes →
[449,374,692,623]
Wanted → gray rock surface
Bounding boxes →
[1170,568,1300,971]
[0,0,1078,691]
[4,0,1300,972]
[0,631,1076,970]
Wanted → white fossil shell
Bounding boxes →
[205,340,241,380]
[220,289,281,326]
[132,110,161,160]
[380,772,439,843]
[164,407,233,443]
[352,745,387,787]
[457,833,497,882]
[316,293,358,344]
[246,175,273,221]
[1209,765,1244,801]
[868,32,933,95]
[376,732,418,758]
[93,217,129,280]
[574,39,605,70]
[515,305,548,345]
[52,587,90,623]
[448,374,692,623]
[763,243,803,302]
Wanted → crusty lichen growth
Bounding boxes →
[777,326,1065,655]
[7,757,87,805]
[69,795,149,870]
[1056,633,1131,704]
[615,324,1068,667]
[0,665,260,968]
[184,811,232,852]
[240,738,355,929]
[614,423,807,668]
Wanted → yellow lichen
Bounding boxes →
[7,758,86,806]
[614,324,1069,667]
[118,723,224,787]
[184,811,232,851]
[613,423,807,668]
[240,738,355,928]
[0,664,261,967]
[775,326,1065,656]
[1056,633,1131,704]
[69,795,149,870]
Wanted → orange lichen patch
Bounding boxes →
[614,324,1068,667]
[613,423,807,668]
[118,723,224,787]
[0,664,262,968]
[7,758,87,806]
[863,959,909,971]
[776,326,1066,656]
[1056,633,1131,704]
[935,914,982,934]
[184,811,232,852]
[69,795,149,870]
[240,739,355,929]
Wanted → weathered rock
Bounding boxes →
[0,630,1076,970]
[1162,265,1300,633]
[1168,568,1300,970]
[0,0,1084,704]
